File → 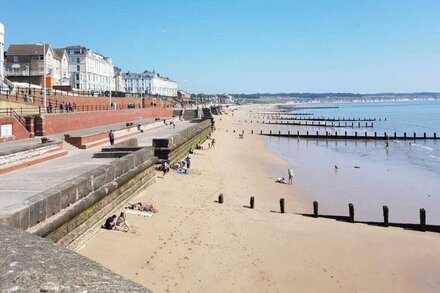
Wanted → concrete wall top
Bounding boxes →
[0,223,150,292]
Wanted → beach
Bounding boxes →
[80,108,440,292]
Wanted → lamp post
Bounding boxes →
[42,43,47,109]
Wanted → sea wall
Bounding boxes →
[153,118,214,164]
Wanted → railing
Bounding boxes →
[0,107,33,128]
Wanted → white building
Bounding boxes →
[0,22,5,89]
[123,70,177,97]
[65,45,115,91]
[114,66,125,92]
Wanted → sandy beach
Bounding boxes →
[80,108,440,292]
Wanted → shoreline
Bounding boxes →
[79,107,440,292]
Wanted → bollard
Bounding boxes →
[358,122,360,128]
[218,194,224,204]
[364,132,367,138]
[297,130,299,136]
[345,131,347,137]
[316,131,318,136]
[260,130,262,135]
[375,132,377,138]
[383,206,389,227]
[326,131,328,137]
[348,203,354,222]
[313,201,319,218]
[251,130,254,134]
[420,208,426,231]
[280,198,285,214]
[233,130,235,133]
[250,196,255,209]
[335,131,338,137]
[307,131,309,136]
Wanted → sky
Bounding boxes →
[1,0,440,94]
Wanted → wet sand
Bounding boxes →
[80,107,440,292]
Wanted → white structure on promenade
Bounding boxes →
[0,22,4,89]
[65,45,115,91]
[123,70,177,97]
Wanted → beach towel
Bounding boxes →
[175,170,188,175]
[124,210,154,217]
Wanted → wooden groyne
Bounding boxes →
[259,121,374,128]
[257,130,439,140]
[255,116,377,122]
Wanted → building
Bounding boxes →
[123,70,177,97]
[5,43,67,87]
[178,90,191,104]
[0,22,4,89]
[65,45,115,92]
[53,49,69,85]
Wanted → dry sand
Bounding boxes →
[80,108,440,292]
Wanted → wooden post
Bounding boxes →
[218,194,224,204]
[383,206,389,227]
[288,131,290,135]
[348,203,354,223]
[313,201,318,218]
[434,132,437,139]
[335,131,338,137]
[365,132,367,138]
[413,132,416,139]
[420,208,426,232]
[307,131,309,136]
[260,130,262,135]
[345,131,347,137]
[250,196,255,209]
[270,130,272,135]
[280,198,285,214]
[316,131,318,136]
[355,132,358,138]
[297,130,299,136]
[404,132,406,138]
[394,132,396,138]
[424,132,426,139]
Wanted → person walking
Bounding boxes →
[109,130,115,146]
[288,168,294,185]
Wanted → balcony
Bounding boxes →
[6,69,45,77]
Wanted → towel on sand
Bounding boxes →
[124,210,154,217]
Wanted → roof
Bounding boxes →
[6,44,51,56]
[53,48,66,59]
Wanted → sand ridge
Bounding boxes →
[80,108,440,293]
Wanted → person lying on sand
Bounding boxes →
[127,202,159,213]
[276,177,286,184]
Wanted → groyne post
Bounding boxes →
[260,130,262,135]
[313,201,318,218]
[434,133,437,139]
[250,196,255,209]
[424,132,426,139]
[413,132,416,139]
[394,132,397,139]
[383,205,389,227]
[404,132,406,138]
[251,130,253,134]
[280,198,285,214]
[270,130,272,135]
[348,203,354,223]
[420,208,426,232]
[218,194,224,204]
[288,131,290,135]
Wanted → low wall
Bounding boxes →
[0,117,31,143]
[0,224,150,292]
[34,107,173,136]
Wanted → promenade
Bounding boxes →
[0,120,192,210]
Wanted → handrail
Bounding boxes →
[3,107,28,128]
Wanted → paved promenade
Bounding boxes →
[0,120,192,210]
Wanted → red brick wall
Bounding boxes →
[35,108,173,136]
[0,117,31,143]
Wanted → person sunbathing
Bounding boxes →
[129,202,159,213]
[115,212,131,232]
[276,177,286,184]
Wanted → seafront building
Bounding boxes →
[123,70,178,97]
[5,43,68,87]
[114,66,125,92]
[65,45,115,92]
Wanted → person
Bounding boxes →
[211,138,216,148]
[130,202,159,213]
[115,212,130,232]
[162,161,169,176]
[109,130,115,145]
[189,147,194,154]
[185,156,191,169]
[173,121,176,129]
[276,177,285,184]
[59,103,64,113]
[288,168,294,185]
[103,215,117,230]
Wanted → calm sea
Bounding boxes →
[266,100,440,225]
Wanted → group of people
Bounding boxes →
[276,168,294,185]
[59,102,75,113]
[174,155,191,174]
[102,202,159,233]
[169,120,176,129]
[103,212,133,232]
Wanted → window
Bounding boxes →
[77,57,80,63]
[39,55,44,61]
[75,73,79,81]
[13,56,18,62]
[77,65,80,71]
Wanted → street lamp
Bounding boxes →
[42,43,47,109]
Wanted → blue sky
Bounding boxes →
[1,0,440,94]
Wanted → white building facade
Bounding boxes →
[123,70,177,97]
[0,22,5,89]
[65,45,115,91]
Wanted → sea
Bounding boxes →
[265,100,440,225]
